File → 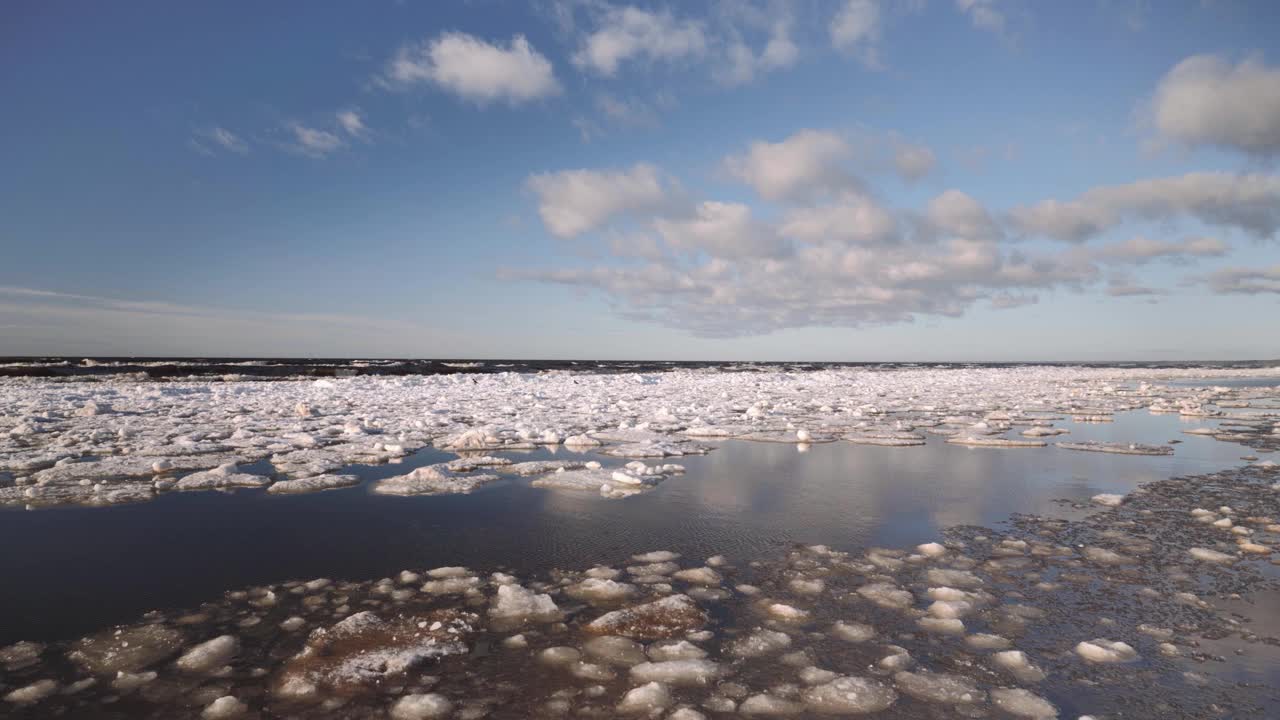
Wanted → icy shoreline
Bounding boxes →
[2,365,1278,509]
[3,464,1279,718]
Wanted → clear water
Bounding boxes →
[0,410,1256,647]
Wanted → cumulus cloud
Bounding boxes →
[512,231,1100,336]
[572,6,707,76]
[286,122,344,158]
[655,201,789,259]
[526,163,676,238]
[829,0,881,67]
[724,130,859,201]
[1009,172,1280,242]
[1205,265,1280,295]
[386,32,561,104]
[1149,54,1280,156]
[512,164,1117,336]
[927,190,998,239]
[513,149,1252,337]
[779,197,898,246]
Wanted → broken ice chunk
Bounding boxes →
[1074,639,1139,663]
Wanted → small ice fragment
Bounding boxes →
[566,578,636,603]
[831,621,876,643]
[917,542,947,557]
[585,595,706,640]
[4,679,58,704]
[1090,493,1124,507]
[571,660,615,681]
[647,640,707,661]
[112,670,157,691]
[617,682,672,715]
[176,635,238,674]
[728,628,792,658]
[925,568,982,587]
[632,550,681,563]
[629,659,723,687]
[992,650,1047,683]
[673,567,723,586]
[798,666,837,685]
[893,671,985,705]
[990,688,1058,719]
[802,676,898,714]
[390,693,454,720]
[927,599,974,618]
[490,584,562,625]
[788,578,824,595]
[856,582,914,609]
[538,646,581,665]
[582,636,647,666]
[201,695,249,719]
[1188,547,1235,564]
[917,617,965,635]
[738,693,803,715]
[1074,639,1139,663]
[766,603,809,622]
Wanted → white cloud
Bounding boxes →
[1149,54,1280,156]
[192,126,248,155]
[1010,172,1280,242]
[956,0,1006,35]
[724,130,859,201]
[779,197,898,246]
[572,6,707,76]
[526,163,676,238]
[760,18,800,69]
[719,17,798,86]
[287,122,344,158]
[509,161,1132,336]
[830,0,881,67]
[1205,265,1280,295]
[926,190,998,239]
[387,32,561,104]
[893,139,937,181]
[655,201,789,259]
[336,109,367,137]
[1094,235,1228,263]
[513,156,1251,337]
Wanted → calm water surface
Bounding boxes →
[0,410,1260,646]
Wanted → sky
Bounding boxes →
[1,0,1279,361]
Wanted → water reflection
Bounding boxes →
[0,410,1257,646]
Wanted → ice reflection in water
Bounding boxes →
[0,410,1257,648]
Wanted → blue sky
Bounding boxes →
[1,0,1278,360]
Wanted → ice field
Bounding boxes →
[2,364,1279,718]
